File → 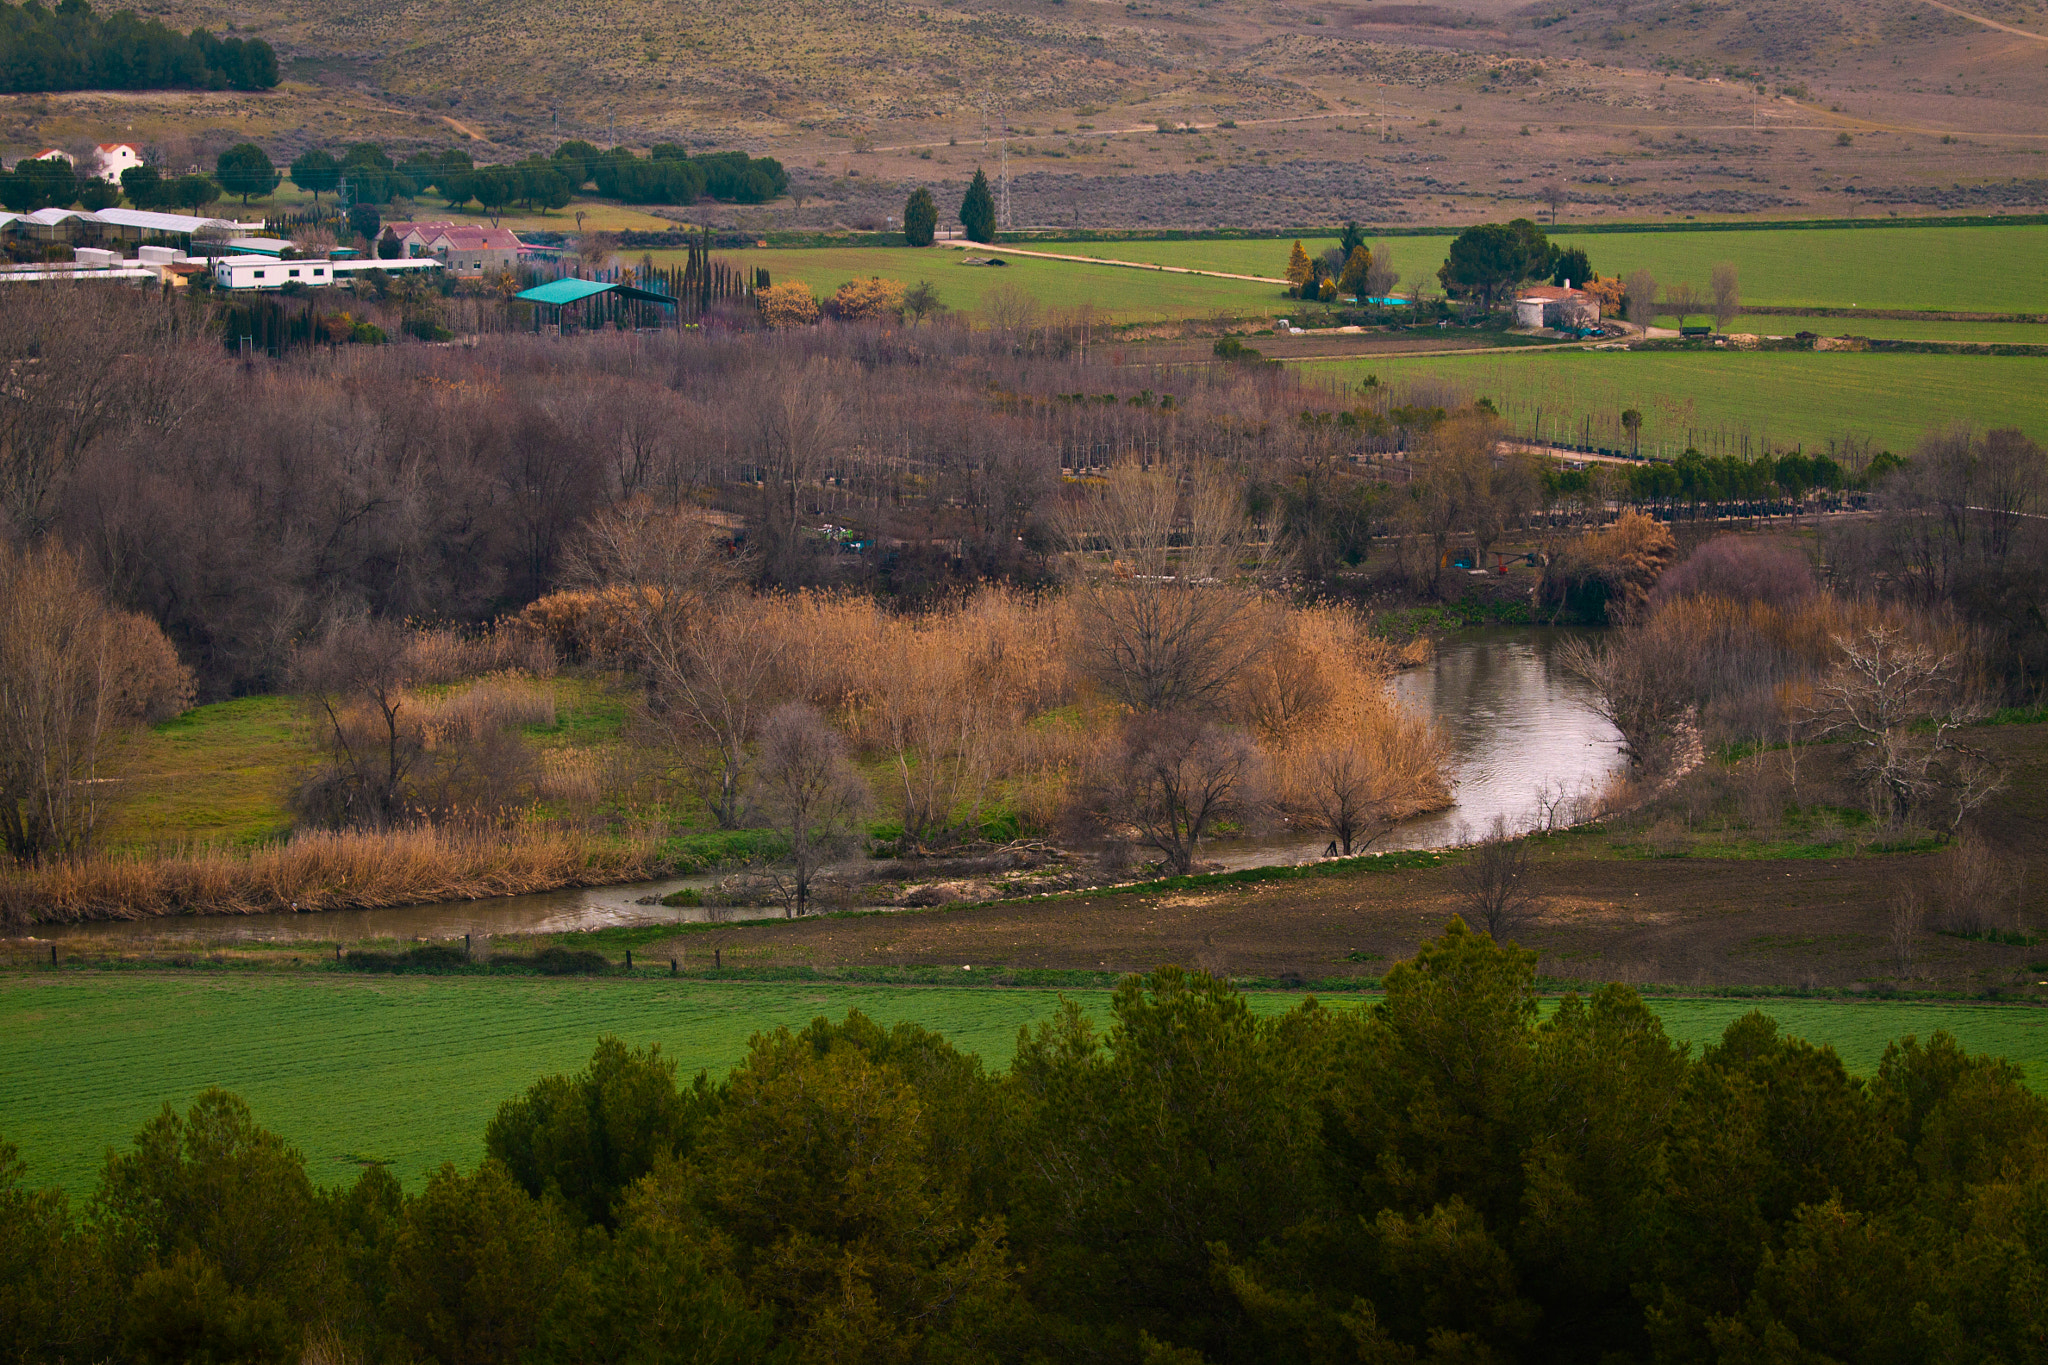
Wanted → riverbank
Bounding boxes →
[14,718,2045,997]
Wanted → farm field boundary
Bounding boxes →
[2,974,2043,1199]
[1315,351,2048,457]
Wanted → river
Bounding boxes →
[28,628,1626,946]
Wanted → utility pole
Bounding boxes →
[998,98,1011,229]
[608,109,616,149]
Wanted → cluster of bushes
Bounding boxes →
[10,934,2048,1363]
[0,0,277,93]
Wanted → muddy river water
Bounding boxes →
[34,628,1627,946]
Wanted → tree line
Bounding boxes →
[0,0,277,93]
[7,931,2048,1363]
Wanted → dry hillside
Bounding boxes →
[6,0,2046,224]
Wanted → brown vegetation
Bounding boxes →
[0,541,192,862]
[0,824,660,925]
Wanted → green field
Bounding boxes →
[1059,225,2048,316]
[1727,315,2048,345]
[1319,351,2048,456]
[686,246,1293,322]
[4,975,2044,1199]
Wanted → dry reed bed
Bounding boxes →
[0,827,661,925]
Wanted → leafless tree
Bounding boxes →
[1539,180,1568,225]
[752,702,873,915]
[1452,814,1540,939]
[1298,739,1399,855]
[0,287,204,537]
[562,502,772,828]
[1623,269,1658,332]
[1558,631,1691,769]
[0,540,193,861]
[1710,262,1740,332]
[1399,411,1537,586]
[1660,281,1702,329]
[1058,462,1276,714]
[1805,625,1988,827]
[1086,713,1266,874]
[1364,246,1400,304]
[289,616,424,830]
[750,359,843,588]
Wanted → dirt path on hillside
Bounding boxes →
[1912,0,2048,41]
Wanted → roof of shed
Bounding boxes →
[516,277,675,306]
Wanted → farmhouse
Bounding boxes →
[92,143,144,183]
[1512,283,1600,331]
[381,222,524,277]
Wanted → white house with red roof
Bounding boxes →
[92,143,144,183]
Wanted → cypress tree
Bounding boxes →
[904,187,938,247]
[959,169,995,244]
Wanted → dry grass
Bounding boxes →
[0,824,660,925]
[415,674,559,743]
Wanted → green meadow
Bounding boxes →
[1318,351,2048,455]
[1057,225,2048,316]
[651,245,1291,322]
[3,974,2043,1199]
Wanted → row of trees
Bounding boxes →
[9,933,2048,1363]
[0,0,278,93]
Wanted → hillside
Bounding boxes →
[5,0,2046,225]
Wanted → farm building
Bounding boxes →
[92,143,144,183]
[1512,283,1600,331]
[212,257,442,289]
[381,222,525,277]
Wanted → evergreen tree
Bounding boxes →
[904,186,937,247]
[288,148,338,203]
[215,143,278,206]
[959,168,995,244]
[1339,219,1366,254]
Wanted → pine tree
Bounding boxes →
[959,169,996,244]
[1284,240,1312,292]
[904,187,938,247]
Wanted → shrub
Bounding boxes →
[757,281,820,329]
[1651,534,1816,611]
[826,276,905,322]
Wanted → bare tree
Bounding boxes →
[0,541,192,861]
[289,616,424,830]
[752,703,873,915]
[1805,625,1988,828]
[1710,262,1740,332]
[0,287,201,537]
[562,502,773,829]
[1364,245,1400,304]
[1660,281,1701,329]
[1539,180,1568,225]
[1087,713,1266,874]
[1058,462,1276,714]
[1623,269,1658,332]
[1452,814,1539,939]
[1297,739,1399,855]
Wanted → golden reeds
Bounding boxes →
[0,825,660,925]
